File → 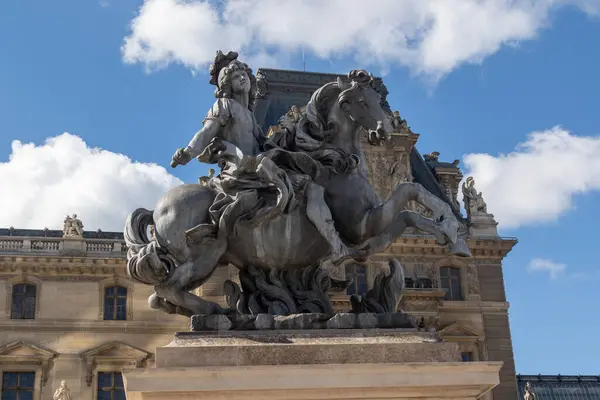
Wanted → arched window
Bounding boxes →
[440,267,462,301]
[346,264,368,296]
[103,286,127,321]
[11,283,37,319]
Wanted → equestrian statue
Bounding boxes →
[124,50,470,318]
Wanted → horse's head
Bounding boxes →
[337,70,394,146]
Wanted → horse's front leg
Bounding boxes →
[358,182,459,244]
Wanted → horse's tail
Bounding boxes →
[124,208,175,285]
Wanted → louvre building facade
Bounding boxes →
[0,68,570,400]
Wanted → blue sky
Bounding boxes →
[1,1,600,375]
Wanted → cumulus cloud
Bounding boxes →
[462,127,600,229]
[121,0,598,78]
[527,258,566,279]
[0,133,182,231]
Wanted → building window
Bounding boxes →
[440,267,462,301]
[1,371,35,400]
[346,264,368,296]
[461,352,473,362]
[97,372,125,400]
[10,283,37,319]
[103,286,127,321]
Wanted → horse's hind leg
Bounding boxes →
[360,210,470,257]
[358,183,458,243]
[154,240,227,315]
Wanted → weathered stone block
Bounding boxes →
[254,314,274,330]
[190,315,232,331]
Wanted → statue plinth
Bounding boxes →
[59,235,85,256]
[122,328,502,399]
[468,213,499,237]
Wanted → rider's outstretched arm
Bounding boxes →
[185,119,221,159]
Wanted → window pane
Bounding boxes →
[10,299,23,319]
[23,296,36,319]
[105,286,115,297]
[17,391,33,400]
[97,391,112,400]
[114,390,127,400]
[1,390,17,400]
[2,373,19,389]
[98,372,113,389]
[19,373,35,389]
[24,285,36,295]
[114,373,124,388]
[116,298,127,320]
[451,279,461,300]
[116,286,127,297]
[104,304,115,320]
[13,284,26,294]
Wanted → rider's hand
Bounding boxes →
[172,147,192,166]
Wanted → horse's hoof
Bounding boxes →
[449,238,471,257]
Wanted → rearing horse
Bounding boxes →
[124,70,469,317]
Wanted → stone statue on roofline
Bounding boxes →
[123,49,471,322]
[461,177,488,220]
[63,214,84,237]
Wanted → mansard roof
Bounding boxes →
[254,68,464,222]
[517,375,600,400]
[0,227,123,239]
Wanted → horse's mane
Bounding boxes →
[267,74,372,174]
[295,81,342,152]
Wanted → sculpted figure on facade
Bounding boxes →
[391,110,408,132]
[198,168,215,186]
[461,176,488,219]
[63,214,84,237]
[53,380,73,400]
[124,49,471,318]
[523,382,536,400]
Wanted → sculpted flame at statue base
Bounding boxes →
[124,51,471,318]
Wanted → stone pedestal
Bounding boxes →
[468,213,499,237]
[123,329,502,399]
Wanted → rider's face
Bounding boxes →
[230,70,251,94]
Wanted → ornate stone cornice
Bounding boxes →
[0,319,187,334]
[375,235,517,260]
[0,255,126,279]
[440,301,510,313]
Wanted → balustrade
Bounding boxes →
[0,236,126,255]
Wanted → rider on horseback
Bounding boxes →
[171,51,357,266]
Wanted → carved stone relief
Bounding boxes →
[466,264,480,295]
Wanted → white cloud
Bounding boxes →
[462,127,600,229]
[121,0,598,78]
[527,258,566,279]
[0,133,182,231]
